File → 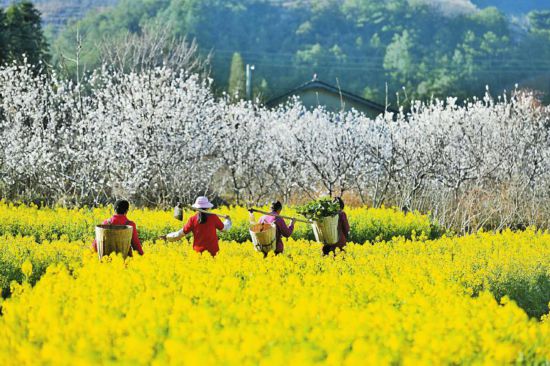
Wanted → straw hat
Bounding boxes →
[192,196,214,209]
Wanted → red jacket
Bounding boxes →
[93,214,144,256]
[259,213,294,254]
[184,213,224,256]
[337,211,350,248]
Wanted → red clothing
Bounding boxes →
[337,211,350,248]
[184,213,224,256]
[259,212,294,254]
[92,214,144,256]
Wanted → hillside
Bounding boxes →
[0,0,117,31]
[2,0,549,102]
[2,0,549,29]
[472,0,549,14]
[49,0,550,104]
[2,0,548,32]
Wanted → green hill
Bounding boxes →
[50,0,550,104]
[0,0,117,31]
[3,0,548,30]
[3,1,550,103]
[473,0,548,14]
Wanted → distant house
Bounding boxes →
[265,78,396,118]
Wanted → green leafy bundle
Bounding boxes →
[296,197,340,221]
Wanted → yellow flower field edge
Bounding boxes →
[0,230,549,365]
[0,201,438,244]
[0,235,84,297]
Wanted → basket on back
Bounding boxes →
[249,223,277,254]
[312,214,339,245]
[95,225,133,259]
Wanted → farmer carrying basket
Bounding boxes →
[321,197,350,255]
[250,201,297,255]
[92,200,144,259]
[297,196,347,255]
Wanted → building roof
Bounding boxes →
[265,79,398,114]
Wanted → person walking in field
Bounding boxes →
[160,196,232,256]
[258,201,295,255]
[92,199,144,256]
[322,197,350,256]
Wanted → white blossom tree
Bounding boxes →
[0,60,549,231]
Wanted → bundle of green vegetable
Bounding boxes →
[296,197,340,221]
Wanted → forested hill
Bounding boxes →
[49,0,550,104]
[0,0,117,32]
[5,0,547,28]
[4,0,548,104]
[472,0,549,15]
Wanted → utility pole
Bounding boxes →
[246,64,255,102]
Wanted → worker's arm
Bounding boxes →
[223,217,232,231]
[276,217,295,238]
[162,217,195,242]
[342,212,350,239]
[214,215,232,231]
[130,223,144,255]
[165,228,185,242]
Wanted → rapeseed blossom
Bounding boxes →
[0,201,435,243]
[0,230,548,365]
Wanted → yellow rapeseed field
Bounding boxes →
[0,200,435,243]
[0,228,549,365]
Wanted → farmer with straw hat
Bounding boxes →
[258,201,295,255]
[160,196,231,256]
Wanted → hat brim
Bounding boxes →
[192,202,214,209]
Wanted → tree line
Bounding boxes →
[1,60,549,233]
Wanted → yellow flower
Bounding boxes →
[20,260,32,281]
[0,204,549,365]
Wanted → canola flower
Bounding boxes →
[0,235,84,297]
[0,230,548,365]
[0,201,436,243]
[0,203,434,297]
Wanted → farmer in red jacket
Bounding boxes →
[322,197,350,256]
[258,201,295,255]
[92,200,144,256]
[161,196,232,256]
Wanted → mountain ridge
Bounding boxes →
[1,0,549,29]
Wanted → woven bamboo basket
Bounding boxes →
[312,214,339,245]
[249,223,277,254]
[95,225,133,259]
